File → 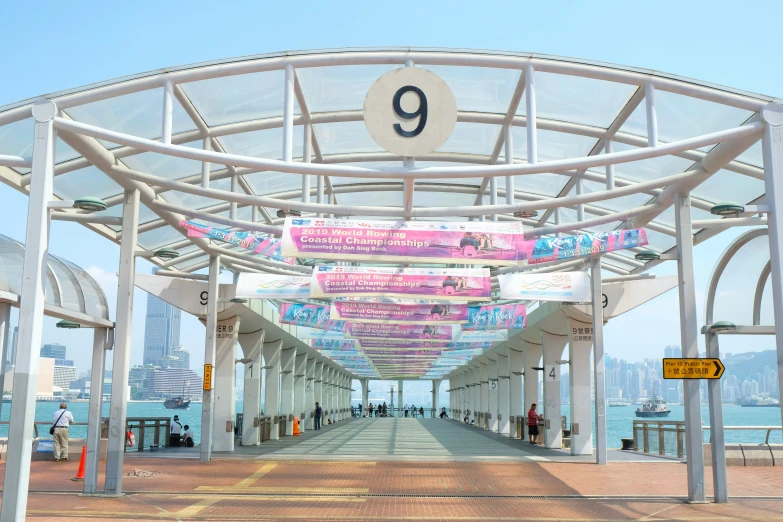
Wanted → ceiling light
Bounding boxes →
[708,321,736,333]
[514,210,538,219]
[154,248,179,260]
[277,209,302,218]
[710,202,745,216]
[73,197,108,212]
[56,319,80,329]
[634,250,661,262]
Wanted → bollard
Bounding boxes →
[71,446,87,481]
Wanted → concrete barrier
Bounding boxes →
[741,444,774,466]
[3,438,110,462]
[769,444,783,466]
[704,443,746,466]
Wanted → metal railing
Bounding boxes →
[122,417,171,452]
[632,421,783,459]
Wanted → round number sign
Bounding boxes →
[363,67,458,157]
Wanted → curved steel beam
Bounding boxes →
[753,260,772,326]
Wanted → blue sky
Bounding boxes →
[0,0,779,373]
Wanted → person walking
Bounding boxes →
[368,403,374,418]
[382,402,387,417]
[439,407,449,419]
[404,404,409,417]
[527,403,541,444]
[51,403,74,462]
[419,406,424,418]
[411,404,417,418]
[314,402,323,430]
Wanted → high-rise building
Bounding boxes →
[143,267,181,366]
[171,346,190,369]
[53,361,79,390]
[664,345,682,359]
[41,343,67,359]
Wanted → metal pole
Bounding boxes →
[200,138,210,188]
[760,103,783,428]
[162,80,174,145]
[230,173,238,220]
[675,191,706,502]
[104,188,139,496]
[283,65,295,163]
[504,124,514,205]
[84,328,107,494]
[705,331,727,503]
[524,63,537,164]
[0,100,56,522]
[645,83,658,147]
[605,140,615,190]
[200,254,220,461]
[591,257,607,465]
[489,177,498,222]
[303,123,312,204]
[576,179,585,222]
[0,303,10,422]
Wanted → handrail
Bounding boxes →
[702,426,783,445]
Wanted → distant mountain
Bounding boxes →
[722,350,778,377]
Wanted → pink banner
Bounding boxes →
[364,350,441,356]
[278,303,344,331]
[330,300,469,324]
[310,266,491,302]
[525,229,648,264]
[180,220,296,264]
[463,304,527,331]
[343,323,456,342]
[357,340,493,350]
[282,218,524,265]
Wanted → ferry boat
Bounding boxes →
[163,395,191,410]
[739,396,780,407]
[635,395,671,418]
[608,399,632,407]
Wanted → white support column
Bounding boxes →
[705,331,728,503]
[0,101,56,521]
[280,347,296,436]
[397,379,403,417]
[645,82,659,147]
[675,192,706,502]
[591,258,608,465]
[432,379,441,418]
[362,379,369,414]
[488,358,499,431]
[505,124,514,204]
[542,332,567,449]
[303,123,312,204]
[323,367,332,422]
[238,329,265,446]
[304,357,316,429]
[313,361,323,425]
[605,140,615,190]
[294,352,307,429]
[283,65,295,163]
[569,319,594,456]
[0,303,11,423]
[760,104,783,435]
[200,138,211,188]
[104,187,139,496]
[497,347,510,435]
[83,328,108,494]
[524,63,537,164]
[213,316,240,452]
[472,364,480,424]
[508,338,524,437]
[263,340,282,440]
[161,80,173,145]
[199,255,220,461]
[522,340,542,420]
[480,359,489,429]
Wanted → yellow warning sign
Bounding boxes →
[663,358,725,379]
[203,364,213,390]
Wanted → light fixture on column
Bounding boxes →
[236,358,253,364]
[276,209,302,218]
[634,250,661,262]
[514,210,538,219]
[710,201,745,216]
[154,248,180,260]
[230,297,248,304]
[73,196,108,212]
[56,319,81,329]
[707,321,736,333]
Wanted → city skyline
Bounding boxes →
[143,267,182,367]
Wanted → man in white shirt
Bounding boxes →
[170,415,183,447]
[52,403,74,462]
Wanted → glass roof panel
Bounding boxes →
[66,88,195,147]
[54,165,124,200]
[414,191,476,208]
[654,204,714,228]
[180,70,299,127]
[691,169,765,205]
[641,228,676,252]
[48,256,83,313]
[439,122,500,156]
[334,190,402,208]
[712,234,769,326]
[424,65,521,114]
[0,119,80,172]
[619,90,754,143]
[56,256,109,319]
[500,174,567,197]
[0,234,25,295]
[609,141,695,182]
[314,121,384,156]
[161,177,233,212]
[576,179,652,211]
[137,225,187,251]
[296,64,399,113]
[510,127,598,162]
[245,171,304,195]
[736,141,763,168]
[102,203,157,230]
[529,72,637,128]
[122,140,214,181]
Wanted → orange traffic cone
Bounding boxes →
[293,417,300,436]
[71,446,86,481]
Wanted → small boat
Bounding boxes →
[739,396,780,407]
[635,394,670,418]
[163,396,191,410]
[609,400,632,407]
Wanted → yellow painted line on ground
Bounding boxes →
[171,497,222,518]
[233,462,278,488]
[195,486,369,494]
[172,494,366,503]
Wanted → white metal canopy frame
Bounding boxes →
[1,48,783,516]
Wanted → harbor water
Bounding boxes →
[1,401,780,448]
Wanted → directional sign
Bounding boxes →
[662,358,725,379]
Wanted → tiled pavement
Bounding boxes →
[2,418,782,520]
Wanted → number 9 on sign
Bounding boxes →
[363,67,457,157]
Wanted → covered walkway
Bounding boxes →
[146,418,667,463]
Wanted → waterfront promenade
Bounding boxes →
[3,419,782,520]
